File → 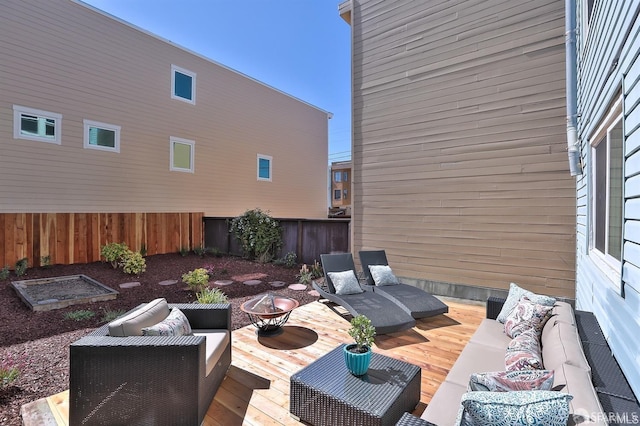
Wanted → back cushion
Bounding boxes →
[108,298,170,337]
[541,321,590,372]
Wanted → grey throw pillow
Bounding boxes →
[368,265,399,286]
[496,282,556,323]
[328,270,363,295]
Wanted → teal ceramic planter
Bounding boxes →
[344,344,372,376]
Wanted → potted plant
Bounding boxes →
[344,314,376,376]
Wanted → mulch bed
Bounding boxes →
[0,253,319,425]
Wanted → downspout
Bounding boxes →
[566,0,582,176]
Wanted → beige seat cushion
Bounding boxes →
[193,330,230,376]
[541,321,590,372]
[421,380,467,426]
[446,341,508,387]
[108,298,170,337]
[469,319,512,351]
[554,363,607,425]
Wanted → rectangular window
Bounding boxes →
[591,99,623,266]
[343,171,349,182]
[170,137,195,173]
[83,120,120,152]
[343,189,348,200]
[334,171,342,182]
[334,189,341,200]
[171,65,196,104]
[13,105,62,144]
[257,154,272,181]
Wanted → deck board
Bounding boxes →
[21,297,485,425]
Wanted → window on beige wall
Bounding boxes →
[170,137,195,173]
[257,154,272,181]
[13,105,62,144]
[83,120,120,152]
[171,64,196,104]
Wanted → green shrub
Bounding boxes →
[101,308,126,323]
[310,260,323,279]
[182,268,209,292]
[40,255,51,268]
[0,265,9,280]
[101,242,129,269]
[207,247,223,258]
[297,264,313,284]
[179,246,190,257]
[193,246,207,257]
[196,287,229,304]
[275,251,297,268]
[15,258,28,277]
[64,310,95,321]
[348,315,376,352]
[1,354,23,389]
[229,208,282,263]
[121,250,146,275]
[139,244,147,257]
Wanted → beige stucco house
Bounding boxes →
[0,0,330,266]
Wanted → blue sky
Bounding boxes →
[81,0,352,163]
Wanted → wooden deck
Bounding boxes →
[22,297,485,425]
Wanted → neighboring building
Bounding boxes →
[340,0,576,299]
[0,0,330,266]
[574,0,640,398]
[329,161,352,217]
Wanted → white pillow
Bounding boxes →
[142,307,192,336]
[368,265,400,286]
[328,270,363,295]
[496,282,556,324]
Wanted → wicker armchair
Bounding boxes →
[69,303,231,426]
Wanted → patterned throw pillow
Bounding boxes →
[496,283,556,324]
[468,370,555,392]
[368,265,400,286]
[504,296,553,338]
[142,307,192,336]
[327,270,364,295]
[505,328,543,371]
[455,391,572,426]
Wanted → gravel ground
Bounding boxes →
[0,253,318,425]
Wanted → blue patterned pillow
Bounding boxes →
[142,307,192,336]
[496,283,556,324]
[455,391,572,426]
[328,270,364,295]
[368,265,400,286]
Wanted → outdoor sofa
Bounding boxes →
[413,284,608,426]
[69,298,231,425]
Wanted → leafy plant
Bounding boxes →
[139,244,147,257]
[182,268,209,292]
[310,260,323,279]
[297,264,313,285]
[275,251,297,268]
[101,308,126,323]
[0,265,9,280]
[101,242,129,269]
[348,315,376,353]
[1,353,24,389]
[15,258,28,277]
[229,208,283,263]
[203,264,215,276]
[196,287,229,304]
[64,310,96,321]
[179,246,190,257]
[40,255,51,268]
[121,250,146,275]
[193,246,207,257]
[207,247,223,258]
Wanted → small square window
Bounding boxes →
[170,137,195,173]
[83,120,120,152]
[13,105,62,144]
[334,189,341,200]
[258,154,272,181]
[171,65,196,104]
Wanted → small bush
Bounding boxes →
[121,250,146,275]
[297,264,313,285]
[196,287,229,304]
[182,268,209,292]
[101,308,126,323]
[101,242,129,269]
[179,246,190,257]
[207,247,223,258]
[275,251,297,268]
[139,244,147,257]
[193,246,207,257]
[15,258,28,277]
[0,265,9,280]
[229,208,283,263]
[40,255,51,268]
[65,310,95,321]
[203,264,215,276]
[310,260,323,279]
[1,354,24,389]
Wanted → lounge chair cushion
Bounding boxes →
[368,265,399,286]
[328,270,363,295]
[142,307,192,336]
[108,297,171,336]
[468,370,555,392]
[496,282,556,323]
[503,296,553,338]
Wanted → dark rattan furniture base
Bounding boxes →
[290,344,421,426]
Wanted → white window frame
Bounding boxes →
[13,105,62,145]
[257,154,272,182]
[170,137,195,173]
[171,64,196,105]
[589,96,623,277]
[334,171,342,182]
[83,120,120,153]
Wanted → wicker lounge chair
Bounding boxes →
[69,301,231,425]
[359,250,448,319]
[312,253,415,334]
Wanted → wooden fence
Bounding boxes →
[203,217,350,264]
[0,212,203,268]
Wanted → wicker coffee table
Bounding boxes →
[290,344,421,426]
